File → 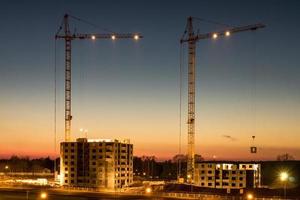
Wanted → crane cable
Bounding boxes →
[177,17,190,179]
[54,38,57,176]
[68,14,116,34]
[192,17,232,28]
[251,31,258,157]
[178,42,184,178]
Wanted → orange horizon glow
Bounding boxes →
[1,142,299,161]
[1,0,300,168]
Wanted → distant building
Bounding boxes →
[60,138,133,190]
[195,161,261,189]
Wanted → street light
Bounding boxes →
[40,192,48,199]
[80,128,88,138]
[280,172,288,181]
[280,171,289,199]
[247,193,254,200]
[145,187,152,194]
[4,165,10,174]
[84,129,88,138]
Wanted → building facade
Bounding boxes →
[60,138,133,190]
[195,162,261,189]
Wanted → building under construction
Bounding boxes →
[60,138,133,189]
[55,14,139,190]
[180,17,265,183]
[194,161,261,189]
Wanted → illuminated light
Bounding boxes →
[145,187,152,194]
[88,139,113,143]
[212,33,218,39]
[15,178,48,185]
[5,165,9,169]
[91,35,96,40]
[40,192,48,199]
[225,31,230,36]
[80,128,83,132]
[37,178,48,185]
[280,172,289,181]
[134,34,139,40]
[187,174,191,179]
[111,35,116,40]
[59,173,64,185]
[247,193,253,200]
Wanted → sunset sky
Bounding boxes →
[0,0,299,160]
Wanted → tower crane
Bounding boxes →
[180,17,265,183]
[55,14,142,142]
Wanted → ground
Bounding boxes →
[0,187,174,200]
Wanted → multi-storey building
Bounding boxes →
[195,161,261,189]
[60,138,133,190]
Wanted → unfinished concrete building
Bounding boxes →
[195,161,261,189]
[59,138,133,190]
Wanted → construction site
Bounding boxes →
[1,1,300,199]
[46,13,298,199]
[52,12,265,186]
[50,9,300,199]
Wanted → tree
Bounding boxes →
[172,154,204,163]
[195,154,204,162]
[172,154,187,163]
[277,153,295,161]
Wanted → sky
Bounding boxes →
[0,0,300,160]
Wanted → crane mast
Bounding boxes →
[187,17,196,183]
[180,17,265,183]
[55,14,142,142]
[64,15,72,142]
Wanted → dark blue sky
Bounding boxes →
[0,0,299,159]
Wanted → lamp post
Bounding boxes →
[280,172,288,199]
[145,187,152,194]
[247,193,254,200]
[4,165,10,175]
[40,191,48,199]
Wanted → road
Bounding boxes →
[0,188,174,200]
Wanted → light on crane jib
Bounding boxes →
[91,35,96,40]
[225,31,230,36]
[111,35,116,40]
[134,34,139,40]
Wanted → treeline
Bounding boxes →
[0,156,54,172]
[0,154,204,177]
[133,154,204,180]
[133,156,178,180]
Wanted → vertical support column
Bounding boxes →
[187,16,196,183]
[64,14,72,142]
[65,38,72,142]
